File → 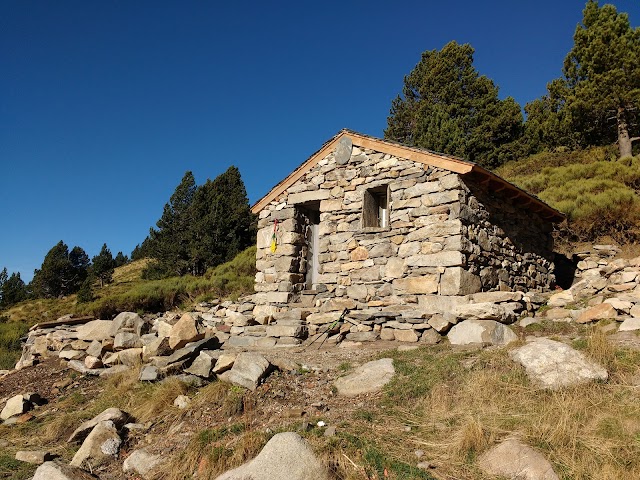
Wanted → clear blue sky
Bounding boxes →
[1,1,638,282]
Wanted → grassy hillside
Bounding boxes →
[496,146,640,243]
[0,246,256,369]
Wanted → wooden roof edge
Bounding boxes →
[250,129,565,223]
[468,166,565,223]
[251,129,475,213]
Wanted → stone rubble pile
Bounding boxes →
[535,245,640,331]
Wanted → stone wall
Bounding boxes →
[254,142,556,314]
[459,178,555,292]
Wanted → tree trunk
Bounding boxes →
[617,106,634,158]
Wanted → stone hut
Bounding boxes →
[251,130,564,317]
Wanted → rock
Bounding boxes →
[165,337,220,365]
[75,320,113,342]
[143,336,172,361]
[139,365,159,382]
[33,460,98,480]
[447,320,517,346]
[67,360,102,376]
[1,394,30,420]
[68,407,131,443]
[103,348,143,366]
[576,303,618,324]
[478,438,559,480]
[111,312,145,337]
[428,313,454,333]
[212,354,236,374]
[15,450,55,464]
[99,365,131,378]
[453,303,514,323]
[173,395,191,409]
[215,432,331,480]
[122,448,164,479]
[419,329,442,344]
[547,290,574,308]
[334,358,395,397]
[184,351,217,378]
[70,420,121,469]
[113,332,141,350]
[619,317,640,331]
[169,313,205,350]
[218,353,271,391]
[519,317,541,328]
[59,350,85,360]
[394,329,419,342]
[510,338,608,389]
[84,356,103,369]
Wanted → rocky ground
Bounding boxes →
[2,244,640,479]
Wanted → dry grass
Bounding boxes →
[353,333,640,480]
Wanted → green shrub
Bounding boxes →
[0,321,28,369]
[497,149,640,241]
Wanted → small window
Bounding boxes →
[363,185,389,228]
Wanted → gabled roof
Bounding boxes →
[251,129,565,223]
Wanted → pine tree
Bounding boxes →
[92,244,115,287]
[76,276,94,303]
[147,171,197,276]
[1,272,27,308]
[189,166,256,275]
[563,1,640,157]
[114,252,129,268]
[69,246,90,291]
[385,41,524,169]
[31,241,76,298]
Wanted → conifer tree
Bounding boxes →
[1,272,27,307]
[114,252,129,267]
[385,41,523,169]
[31,241,75,298]
[92,244,115,287]
[147,171,197,276]
[189,166,256,275]
[563,1,640,157]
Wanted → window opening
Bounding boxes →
[363,185,389,228]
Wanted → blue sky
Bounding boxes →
[1,1,638,282]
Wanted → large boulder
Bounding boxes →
[75,320,113,342]
[510,338,608,389]
[447,320,517,346]
[32,460,97,479]
[333,358,395,397]
[70,420,121,469]
[169,313,205,350]
[218,353,271,391]
[478,438,559,480]
[215,432,331,480]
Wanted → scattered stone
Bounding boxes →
[576,303,618,324]
[510,338,608,389]
[546,290,574,308]
[478,438,559,480]
[33,460,98,480]
[173,395,191,409]
[619,317,640,332]
[184,350,217,378]
[139,365,159,382]
[218,353,271,391]
[1,394,30,420]
[70,420,122,469]
[215,432,331,480]
[334,358,395,397]
[75,320,113,342]
[212,354,236,374]
[122,448,165,479]
[15,450,55,464]
[68,407,131,443]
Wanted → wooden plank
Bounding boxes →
[30,315,96,331]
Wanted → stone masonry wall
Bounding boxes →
[459,178,555,292]
[254,145,469,311]
[254,141,556,322]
